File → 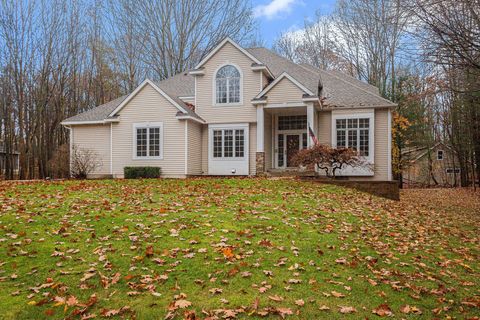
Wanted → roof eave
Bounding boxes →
[61,119,117,126]
[188,69,205,76]
[175,114,206,124]
[251,64,274,79]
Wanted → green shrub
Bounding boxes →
[124,166,161,179]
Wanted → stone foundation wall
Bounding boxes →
[256,152,265,175]
[303,177,400,200]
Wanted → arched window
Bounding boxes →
[215,65,240,104]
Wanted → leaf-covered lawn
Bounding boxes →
[0,178,479,319]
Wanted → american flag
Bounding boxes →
[308,124,319,145]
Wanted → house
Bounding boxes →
[0,141,20,177]
[61,37,395,180]
[402,142,464,187]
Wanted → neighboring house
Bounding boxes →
[61,37,395,180]
[0,141,20,176]
[402,142,463,187]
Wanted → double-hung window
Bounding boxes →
[335,116,372,157]
[212,128,245,158]
[133,122,163,159]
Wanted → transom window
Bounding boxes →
[215,65,240,104]
[336,118,370,156]
[213,128,245,158]
[134,123,163,158]
[278,115,307,131]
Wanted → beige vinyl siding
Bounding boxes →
[372,108,389,180]
[317,111,332,145]
[71,124,111,176]
[111,84,186,178]
[266,78,305,105]
[195,42,259,123]
[187,121,202,175]
[264,113,273,170]
[249,123,257,175]
[201,125,208,174]
[261,73,270,91]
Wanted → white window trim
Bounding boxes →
[437,150,444,160]
[208,123,249,161]
[211,129,246,160]
[212,63,243,107]
[331,111,375,163]
[132,122,164,160]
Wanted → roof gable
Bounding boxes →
[255,72,314,99]
[109,79,188,117]
[195,37,261,69]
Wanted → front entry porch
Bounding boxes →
[255,103,319,175]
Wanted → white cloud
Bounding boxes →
[253,0,299,20]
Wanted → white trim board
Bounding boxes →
[184,121,188,175]
[387,109,392,180]
[61,120,117,126]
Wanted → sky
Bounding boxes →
[252,0,336,46]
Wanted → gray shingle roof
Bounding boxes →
[153,72,204,121]
[299,64,396,108]
[63,46,395,124]
[63,95,128,123]
[246,47,321,95]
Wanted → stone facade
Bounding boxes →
[256,152,265,175]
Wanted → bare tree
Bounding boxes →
[273,12,354,73]
[126,0,257,80]
[409,0,480,187]
[331,0,410,97]
[70,146,102,179]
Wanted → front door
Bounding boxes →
[286,135,300,167]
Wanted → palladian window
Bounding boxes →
[215,65,240,104]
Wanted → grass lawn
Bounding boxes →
[0,178,479,319]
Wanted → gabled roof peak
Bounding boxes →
[194,37,262,70]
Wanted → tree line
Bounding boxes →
[1,0,478,187]
[273,0,479,187]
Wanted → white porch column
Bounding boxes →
[256,105,264,152]
[306,102,315,147]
